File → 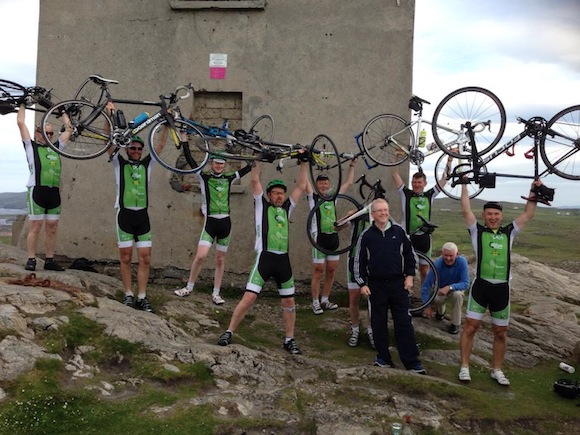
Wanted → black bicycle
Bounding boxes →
[40,75,209,174]
[0,79,54,115]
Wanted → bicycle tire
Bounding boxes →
[434,153,485,200]
[0,79,27,107]
[248,114,275,142]
[432,87,506,159]
[309,134,342,202]
[148,118,209,173]
[540,104,580,180]
[361,113,413,166]
[408,252,439,314]
[41,99,112,159]
[306,193,363,255]
[74,76,106,105]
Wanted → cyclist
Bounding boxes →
[218,159,308,354]
[306,161,356,314]
[17,102,71,272]
[458,180,541,385]
[391,157,453,282]
[106,103,165,313]
[174,156,253,304]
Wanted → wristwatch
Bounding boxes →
[449,285,453,291]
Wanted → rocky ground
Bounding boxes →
[1,244,579,434]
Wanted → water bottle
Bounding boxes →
[130,112,150,128]
[114,110,127,129]
[418,129,426,148]
[559,362,575,374]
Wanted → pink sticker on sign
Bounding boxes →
[210,67,226,79]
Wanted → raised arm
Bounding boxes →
[339,159,356,194]
[17,104,31,141]
[514,180,540,230]
[391,163,404,189]
[289,161,308,204]
[460,182,477,226]
[251,160,263,196]
[438,155,454,188]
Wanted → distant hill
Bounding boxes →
[0,192,27,210]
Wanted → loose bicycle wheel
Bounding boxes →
[361,113,413,166]
[248,114,274,142]
[434,153,485,200]
[306,193,363,255]
[74,76,106,105]
[42,99,112,159]
[540,105,580,180]
[432,87,506,159]
[149,118,210,173]
[309,134,342,201]
[408,252,439,314]
[0,79,27,112]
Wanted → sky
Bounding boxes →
[1,0,579,206]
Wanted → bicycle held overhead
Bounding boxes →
[40,74,210,174]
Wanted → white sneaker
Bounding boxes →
[458,366,471,382]
[312,300,323,315]
[174,287,192,297]
[212,294,225,305]
[348,328,359,347]
[491,369,510,386]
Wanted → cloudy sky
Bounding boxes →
[1,0,579,206]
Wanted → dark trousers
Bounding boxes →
[369,277,421,368]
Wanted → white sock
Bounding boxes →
[321,296,329,304]
[212,288,220,296]
[351,325,360,333]
[186,282,194,291]
[137,293,146,300]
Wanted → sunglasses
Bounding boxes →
[128,146,143,151]
[37,130,54,137]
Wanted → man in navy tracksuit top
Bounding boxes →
[353,198,426,373]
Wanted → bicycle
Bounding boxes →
[434,105,579,200]
[0,78,54,115]
[40,75,210,174]
[305,174,440,314]
[194,116,342,201]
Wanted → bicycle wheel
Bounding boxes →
[309,134,342,202]
[408,252,439,314]
[361,113,412,166]
[41,99,112,159]
[306,193,363,255]
[0,79,27,112]
[540,105,580,180]
[432,87,506,159]
[248,114,274,142]
[74,76,105,105]
[434,153,485,200]
[149,118,210,173]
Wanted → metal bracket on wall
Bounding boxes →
[170,0,265,10]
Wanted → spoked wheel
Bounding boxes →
[432,87,506,159]
[434,153,485,200]
[41,99,112,159]
[306,194,363,255]
[362,113,413,166]
[309,134,342,201]
[74,76,106,105]
[149,118,210,173]
[408,252,439,314]
[248,114,275,142]
[0,79,27,113]
[540,105,580,180]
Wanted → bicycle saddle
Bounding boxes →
[417,215,438,235]
[88,74,119,85]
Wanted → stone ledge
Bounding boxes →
[170,0,265,10]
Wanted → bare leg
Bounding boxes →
[213,249,226,291]
[460,317,481,367]
[136,246,152,294]
[44,219,59,258]
[491,324,508,370]
[27,220,43,258]
[187,244,211,284]
[311,262,324,300]
[321,259,338,299]
[119,246,134,293]
[227,291,258,332]
[349,288,361,326]
[281,297,297,338]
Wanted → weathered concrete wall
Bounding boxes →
[30,0,415,283]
